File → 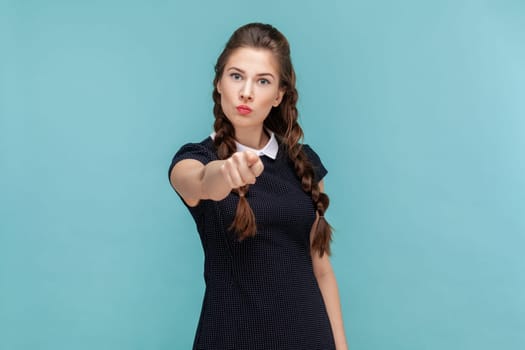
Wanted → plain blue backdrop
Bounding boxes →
[1,0,524,349]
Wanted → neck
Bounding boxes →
[234,127,269,149]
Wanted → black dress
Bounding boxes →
[169,136,335,350]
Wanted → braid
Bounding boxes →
[275,85,334,257]
[213,95,257,240]
[289,127,333,257]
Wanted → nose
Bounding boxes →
[240,80,253,101]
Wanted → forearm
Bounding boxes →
[200,160,232,201]
[316,271,348,350]
[171,159,232,204]
[171,151,263,205]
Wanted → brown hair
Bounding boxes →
[212,23,333,256]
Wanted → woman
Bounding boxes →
[169,23,348,350]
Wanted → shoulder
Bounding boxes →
[301,143,328,182]
[168,136,216,177]
[174,136,216,162]
[301,144,323,163]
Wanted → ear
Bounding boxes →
[216,80,222,94]
[273,88,285,107]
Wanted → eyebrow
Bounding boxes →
[227,67,275,79]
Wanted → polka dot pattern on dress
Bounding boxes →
[169,136,334,350]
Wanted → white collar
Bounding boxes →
[210,130,278,159]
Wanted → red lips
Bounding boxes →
[236,105,252,115]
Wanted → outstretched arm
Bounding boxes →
[169,150,264,206]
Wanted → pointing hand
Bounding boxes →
[220,150,264,189]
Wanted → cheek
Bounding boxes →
[262,92,279,107]
[220,89,231,106]
[219,92,235,119]
[220,82,235,101]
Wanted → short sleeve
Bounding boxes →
[302,144,328,182]
[168,138,216,180]
[168,138,217,215]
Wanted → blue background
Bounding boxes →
[1,0,524,349]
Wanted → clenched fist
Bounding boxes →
[220,150,264,189]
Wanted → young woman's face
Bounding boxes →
[217,47,284,132]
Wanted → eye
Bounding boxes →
[258,78,270,85]
[230,73,242,81]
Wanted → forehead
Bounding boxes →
[224,47,280,75]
